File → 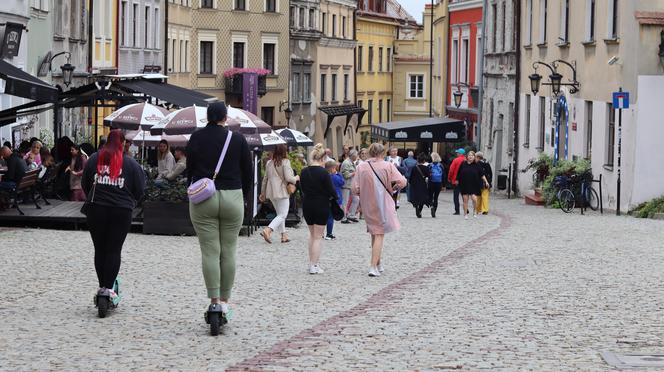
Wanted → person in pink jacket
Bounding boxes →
[352,143,407,277]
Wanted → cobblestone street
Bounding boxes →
[1,193,663,370]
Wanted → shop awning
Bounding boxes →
[318,104,367,138]
[0,59,59,103]
[116,80,217,108]
[0,100,53,127]
[371,117,466,142]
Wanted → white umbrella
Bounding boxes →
[150,105,208,135]
[104,102,169,130]
[244,130,288,151]
[275,128,314,147]
[126,130,191,147]
[226,106,273,134]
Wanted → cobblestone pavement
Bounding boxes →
[1,193,663,370]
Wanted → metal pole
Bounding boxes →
[429,0,434,117]
[616,88,622,216]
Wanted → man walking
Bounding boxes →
[340,150,360,223]
[447,148,466,215]
[402,151,417,202]
[475,152,492,215]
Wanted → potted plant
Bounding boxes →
[142,168,194,235]
[223,68,270,96]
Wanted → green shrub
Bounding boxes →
[631,195,664,218]
[540,157,591,206]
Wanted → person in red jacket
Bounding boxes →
[447,148,466,215]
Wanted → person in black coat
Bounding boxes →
[475,152,493,215]
[408,152,431,218]
[457,151,489,219]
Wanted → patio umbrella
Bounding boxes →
[126,130,190,147]
[226,106,273,134]
[275,128,314,147]
[104,102,169,130]
[150,105,208,135]
[244,130,288,151]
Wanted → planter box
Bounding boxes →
[224,74,267,97]
[143,201,196,236]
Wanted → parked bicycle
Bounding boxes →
[553,172,599,213]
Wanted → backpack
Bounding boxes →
[430,163,443,183]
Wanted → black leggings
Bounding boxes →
[428,182,442,209]
[87,205,133,289]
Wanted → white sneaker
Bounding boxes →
[377,263,385,273]
[368,266,381,277]
[473,213,478,218]
[219,302,230,314]
[464,214,469,220]
[309,265,324,274]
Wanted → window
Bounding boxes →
[332,14,337,37]
[476,33,482,83]
[303,73,311,102]
[290,7,296,27]
[368,46,374,72]
[560,0,569,42]
[386,48,391,71]
[606,103,615,166]
[261,107,274,126]
[31,0,49,11]
[342,16,346,38]
[235,0,245,10]
[200,41,213,74]
[357,46,363,71]
[132,4,138,47]
[525,0,532,45]
[154,9,160,48]
[121,1,127,46]
[320,74,326,101]
[408,74,424,98]
[386,99,391,121]
[368,100,373,124]
[179,40,184,72]
[491,3,497,52]
[585,101,593,159]
[322,12,327,34]
[292,72,301,102]
[184,40,189,71]
[608,0,618,39]
[524,95,531,146]
[309,9,315,28]
[265,0,276,12]
[201,0,213,8]
[145,6,150,48]
[539,0,547,44]
[586,0,595,41]
[378,99,383,123]
[451,39,458,84]
[331,74,338,102]
[460,38,469,83]
[299,7,305,28]
[538,97,546,149]
[263,43,275,74]
[233,42,245,68]
[343,74,349,101]
[171,39,176,70]
[378,47,383,72]
[501,1,507,50]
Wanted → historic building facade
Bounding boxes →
[166,0,193,88]
[518,0,664,211]
[118,0,165,74]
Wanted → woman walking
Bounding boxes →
[81,130,146,318]
[299,143,338,274]
[457,151,489,220]
[67,144,88,201]
[474,152,492,215]
[428,152,445,218]
[259,144,299,244]
[325,160,345,240]
[408,152,430,218]
[187,102,252,335]
[352,143,407,277]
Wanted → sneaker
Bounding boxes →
[326,234,336,240]
[473,213,478,218]
[347,217,359,223]
[453,212,460,215]
[341,219,351,224]
[309,265,324,274]
[464,214,469,220]
[324,235,332,240]
[368,266,381,277]
[377,263,385,273]
[482,212,488,215]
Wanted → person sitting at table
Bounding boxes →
[155,147,187,186]
[24,140,43,169]
[157,139,175,179]
[0,146,27,191]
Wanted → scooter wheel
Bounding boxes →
[97,296,109,318]
[209,312,220,336]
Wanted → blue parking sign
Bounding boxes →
[612,91,629,109]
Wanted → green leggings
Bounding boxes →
[189,189,244,299]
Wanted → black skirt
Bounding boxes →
[457,162,483,196]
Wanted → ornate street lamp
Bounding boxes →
[284,106,292,122]
[529,60,580,96]
[453,90,463,108]
[529,72,542,95]
[49,51,75,87]
[549,72,563,95]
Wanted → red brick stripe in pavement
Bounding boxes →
[227,211,513,371]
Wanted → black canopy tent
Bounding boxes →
[0,59,59,103]
[116,79,217,108]
[370,117,466,143]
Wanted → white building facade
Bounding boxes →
[118,0,165,74]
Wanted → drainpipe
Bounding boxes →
[512,0,521,195]
[477,0,488,149]
[429,0,434,117]
[164,1,169,74]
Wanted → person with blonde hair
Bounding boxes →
[299,143,338,274]
[352,143,407,277]
[428,152,445,218]
[457,151,489,220]
[260,144,300,244]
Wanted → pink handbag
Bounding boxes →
[187,132,232,204]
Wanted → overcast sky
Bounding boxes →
[401,0,429,24]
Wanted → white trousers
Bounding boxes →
[268,198,290,234]
[342,188,359,219]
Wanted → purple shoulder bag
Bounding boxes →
[187,132,232,204]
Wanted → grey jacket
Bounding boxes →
[340,158,356,189]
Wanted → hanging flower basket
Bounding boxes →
[223,68,271,78]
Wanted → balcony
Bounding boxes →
[224,73,268,97]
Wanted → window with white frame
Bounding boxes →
[342,16,347,38]
[585,0,595,41]
[343,74,349,101]
[184,40,189,71]
[606,103,615,166]
[32,0,49,11]
[132,4,138,47]
[539,0,547,44]
[525,0,532,45]
[179,40,184,72]
[322,12,327,34]
[332,14,337,37]
[201,0,213,8]
[292,72,301,102]
[357,45,363,71]
[386,48,391,72]
[199,31,217,74]
[460,38,469,83]
[309,9,315,28]
[451,39,458,84]
[378,47,383,72]
[408,74,424,99]
[154,8,160,48]
[232,33,248,68]
[262,34,278,74]
[501,1,507,51]
[585,101,593,159]
[560,0,569,43]
[491,3,497,52]
[303,73,311,102]
[331,73,337,101]
[538,96,546,149]
[320,73,326,101]
[524,94,531,146]
[299,7,305,28]
[234,0,245,11]
[120,1,127,46]
[145,6,150,48]
[476,30,482,84]
[607,0,618,39]
[265,0,276,12]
